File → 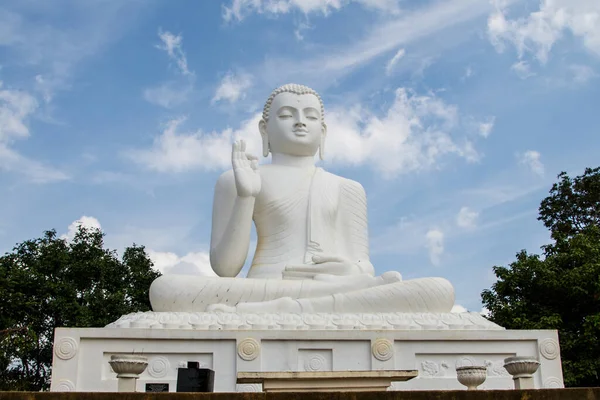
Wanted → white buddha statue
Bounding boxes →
[149,84,455,314]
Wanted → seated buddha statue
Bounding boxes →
[149,84,455,314]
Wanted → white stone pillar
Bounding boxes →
[503,356,540,389]
[108,354,148,392]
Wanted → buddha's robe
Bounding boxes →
[249,167,371,278]
[149,168,455,314]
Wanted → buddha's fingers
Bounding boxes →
[312,254,347,263]
[313,273,338,282]
[246,153,258,166]
[234,141,249,156]
[282,270,317,280]
[232,141,242,166]
[285,264,321,273]
[206,303,237,313]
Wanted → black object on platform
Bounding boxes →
[176,362,215,392]
[145,383,169,392]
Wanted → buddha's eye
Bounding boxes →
[279,114,292,119]
[306,116,318,121]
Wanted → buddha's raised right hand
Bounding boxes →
[232,139,261,197]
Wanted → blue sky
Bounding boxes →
[1,0,599,313]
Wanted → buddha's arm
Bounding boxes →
[209,170,254,277]
[338,179,375,276]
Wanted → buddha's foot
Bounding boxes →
[206,303,237,313]
[206,297,303,314]
[380,271,402,284]
[240,297,303,313]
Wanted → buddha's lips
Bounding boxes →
[293,129,308,136]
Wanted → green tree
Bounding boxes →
[0,226,161,391]
[482,167,600,387]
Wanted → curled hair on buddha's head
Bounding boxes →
[262,83,325,123]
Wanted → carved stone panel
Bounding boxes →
[298,349,333,372]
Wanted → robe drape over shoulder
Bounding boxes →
[248,167,370,278]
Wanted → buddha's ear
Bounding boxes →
[319,122,327,161]
[259,119,269,158]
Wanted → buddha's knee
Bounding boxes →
[411,276,453,291]
[149,275,173,311]
[418,277,455,310]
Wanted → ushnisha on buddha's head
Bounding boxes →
[259,83,327,160]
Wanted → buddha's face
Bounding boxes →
[260,92,326,158]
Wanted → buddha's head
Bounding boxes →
[259,83,327,160]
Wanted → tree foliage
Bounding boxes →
[539,167,600,242]
[0,226,161,391]
[482,167,600,387]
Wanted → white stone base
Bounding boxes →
[105,311,504,331]
[50,314,564,392]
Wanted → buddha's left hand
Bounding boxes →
[283,254,363,280]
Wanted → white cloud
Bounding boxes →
[294,21,313,41]
[324,88,481,177]
[456,207,479,229]
[147,249,217,276]
[0,81,68,182]
[212,72,254,104]
[462,65,473,80]
[222,0,399,22]
[258,0,506,85]
[478,117,495,138]
[451,304,468,313]
[518,150,544,176]
[145,29,195,108]
[34,74,53,104]
[385,48,405,75]
[61,216,102,241]
[510,60,536,79]
[569,64,597,83]
[0,145,69,183]
[125,114,263,173]
[425,228,444,266]
[156,29,192,76]
[0,82,37,143]
[488,0,600,64]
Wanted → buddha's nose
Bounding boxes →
[294,119,307,128]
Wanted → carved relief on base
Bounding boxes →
[420,360,450,378]
[237,384,261,392]
[543,377,563,388]
[418,355,513,379]
[298,349,332,372]
[539,338,560,360]
[55,379,75,392]
[484,359,511,377]
[237,338,260,361]
[371,338,394,361]
[147,356,170,379]
[54,337,78,360]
